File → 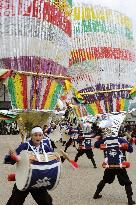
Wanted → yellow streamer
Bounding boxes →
[91,102,98,115]
[130,86,136,95]
[32,93,37,109]
[54,0,72,17]
[74,89,84,100]
[13,74,23,109]
[72,6,132,29]
[44,81,58,109]
[64,80,72,92]
[120,99,125,111]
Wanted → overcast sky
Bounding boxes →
[73,0,136,41]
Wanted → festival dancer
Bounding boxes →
[74,132,97,168]
[93,122,135,205]
[4,126,53,205]
[63,123,79,152]
[43,124,57,150]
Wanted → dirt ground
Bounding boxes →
[0,135,136,205]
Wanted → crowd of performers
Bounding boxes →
[0,121,19,135]
[3,116,136,205]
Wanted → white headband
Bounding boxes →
[31,127,43,135]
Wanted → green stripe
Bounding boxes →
[85,104,95,116]
[67,0,72,7]
[124,99,129,111]
[5,119,16,123]
[8,78,17,108]
[74,20,133,40]
[73,107,78,117]
[50,83,63,110]
[130,92,136,98]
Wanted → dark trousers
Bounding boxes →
[74,149,96,167]
[51,140,57,150]
[6,184,53,205]
[95,168,133,199]
[62,141,66,146]
[64,138,74,152]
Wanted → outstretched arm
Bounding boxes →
[94,138,105,148]
[119,138,133,153]
[4,143,28,165]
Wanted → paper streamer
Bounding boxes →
[0,0,72,76]
[0,1,71,36]
[7,73,64,110]
[69,3,135,106]
[70,47,135,65]
[73,20,133,40]
[80,83,131,115]
[72,5,132,29]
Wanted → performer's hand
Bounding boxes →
[29,155,36,162]
[9,150,20,162]
[120,143,128,150]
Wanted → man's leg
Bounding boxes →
[31,188,53,205]
[125,184,135,205]
[62,141,66,146]
[86,150,97,168]
[64,138,72,152]
[93,180,105,199]
[51,140,57,149]
[6,184,29,205]
[93,169,115,199]
[74,149,84,162]
[117,169,135,205]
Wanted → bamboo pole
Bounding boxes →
[79,88,131,95]
[102,165,128,168]
[13,70,71,80]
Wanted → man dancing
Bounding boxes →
[74,132,97,168]
[93,120,135,205]
[4,126,53,205]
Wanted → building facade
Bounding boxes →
[0,84,11,110]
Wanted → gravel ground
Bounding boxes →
[0,135,136,205]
